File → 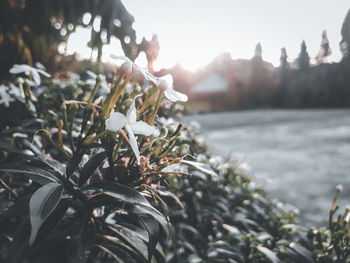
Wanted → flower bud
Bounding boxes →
[134,86,141,93]
[336,184,343,192]
[119,61,132,77]
[17,77,24,85]
[175,136,183,144]
[139,184,147,191]
[96,74,104,83]
[24,79,31,87]
[124,98,133,108]
[60,103,67,111]
[158,160,169,171]
[40,129,51,138]
[158,79,169,92]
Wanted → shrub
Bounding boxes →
[0,62,350,263]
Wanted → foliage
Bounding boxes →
[0,62,350,263]
[0,63,187,262]
[0,0,137,78]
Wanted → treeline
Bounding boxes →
[247,10,350,108]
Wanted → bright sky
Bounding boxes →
[66,1,350,70]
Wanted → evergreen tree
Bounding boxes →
[316,30,331,64]
[340,9,350,58]
[296,40,310,70]
[280,47,289,68]
[254,42,262,59]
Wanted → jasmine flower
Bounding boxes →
[158,74,188,102]
[110,55,160,85]
[0,85,14,107]
[9,64,51,86]
[105,94,156,164]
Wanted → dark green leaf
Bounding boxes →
[0,164,60,184]
[78,151,107,186]
[257,245,280,263]
[108,224,148,260]
[90,182,152,208]
[29,183,64,245]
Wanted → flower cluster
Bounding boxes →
[102,56,188,163]
[0,84,21,107]
[105,94,156,164]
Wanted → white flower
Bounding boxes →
[8,83,21,97]
[0,85,14,107]
[158,74,188,102]
[9,64,51,86]
[67,72,81,82]
[110,55,160,86]
[336,184,343,192]
[105,94,156,164]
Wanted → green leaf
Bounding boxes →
[29,183,64,245]
[257,245,280,263]
[90,182,152,208]
[78,151,107,186]
[136,213,160,263]
[0,164,59,185]
[108,224,148,260]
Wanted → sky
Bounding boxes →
[66,0,350,70]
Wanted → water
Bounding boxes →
[182,109,350,226]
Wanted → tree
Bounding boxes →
[253,42,262,60]
[296,40,310,70]
[0,0,137,79]
[316,30,331,64]
[340,9,350,59]
[280,47,289,68]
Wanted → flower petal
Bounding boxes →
[8,83,21,97]
[35,62,46,71]
[86,70,97,79]
[130,121,156,136]
[125,125,140,165]
[9,64,31,74]
[127,94,142,124]
[105,112,127,131]
[36,68,51,78]
[164,87,188,102]
[134,64,159,85]
[86,79,96,86]
[110,55,132,64]
[31,70,41,86]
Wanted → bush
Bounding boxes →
[0,62,350,263]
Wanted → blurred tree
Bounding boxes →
[340,9,350,59]
[253,42,262,61]
[280,47,289,68]
[0,0,137,79]
[316,30,331,64]
[296,40,310,70]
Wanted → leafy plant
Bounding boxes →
[0,61,188,263]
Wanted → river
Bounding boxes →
[182,109,350,226]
